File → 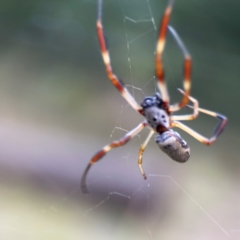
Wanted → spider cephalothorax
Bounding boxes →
[141,93,170,132]
[81,0,227,193]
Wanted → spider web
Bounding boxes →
[75,0,232,239]
[0,0,239,239]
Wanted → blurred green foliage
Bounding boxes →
[0,0,238,129]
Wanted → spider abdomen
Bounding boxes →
[156,130,190,163]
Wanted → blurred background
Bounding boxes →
[0,0,239,239]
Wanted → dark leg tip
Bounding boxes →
[81,185,89,194]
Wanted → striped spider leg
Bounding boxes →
[96,0,142,114]
[81,122,148,193]
[155,0,191,111]
[171,107,228,146]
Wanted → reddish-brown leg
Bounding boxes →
[168,26,192,112]
[97,0,142,113]
[171,89,199,121]
[155,0,174,104]
[81,121,148,193]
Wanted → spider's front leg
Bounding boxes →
[156,0,191,110]
[156,130,190,163]
[97,0,142,114]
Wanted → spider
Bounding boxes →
[81,0,227,193]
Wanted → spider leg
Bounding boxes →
[138,129,155,180]
[171,89,199,121]
[171,108,227,145]
[156,0,174,104]
[168,26,192,112]
[81,121,148,193]
[97,0,142,113]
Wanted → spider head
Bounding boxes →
[156,130,190,163]
[141,93,170,131]
[141,92,163,109]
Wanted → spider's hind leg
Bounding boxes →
[171,107,227,145]
[81,121,147,193]
[170,89,199,121]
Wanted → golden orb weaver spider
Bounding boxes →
[81,0,227,193]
